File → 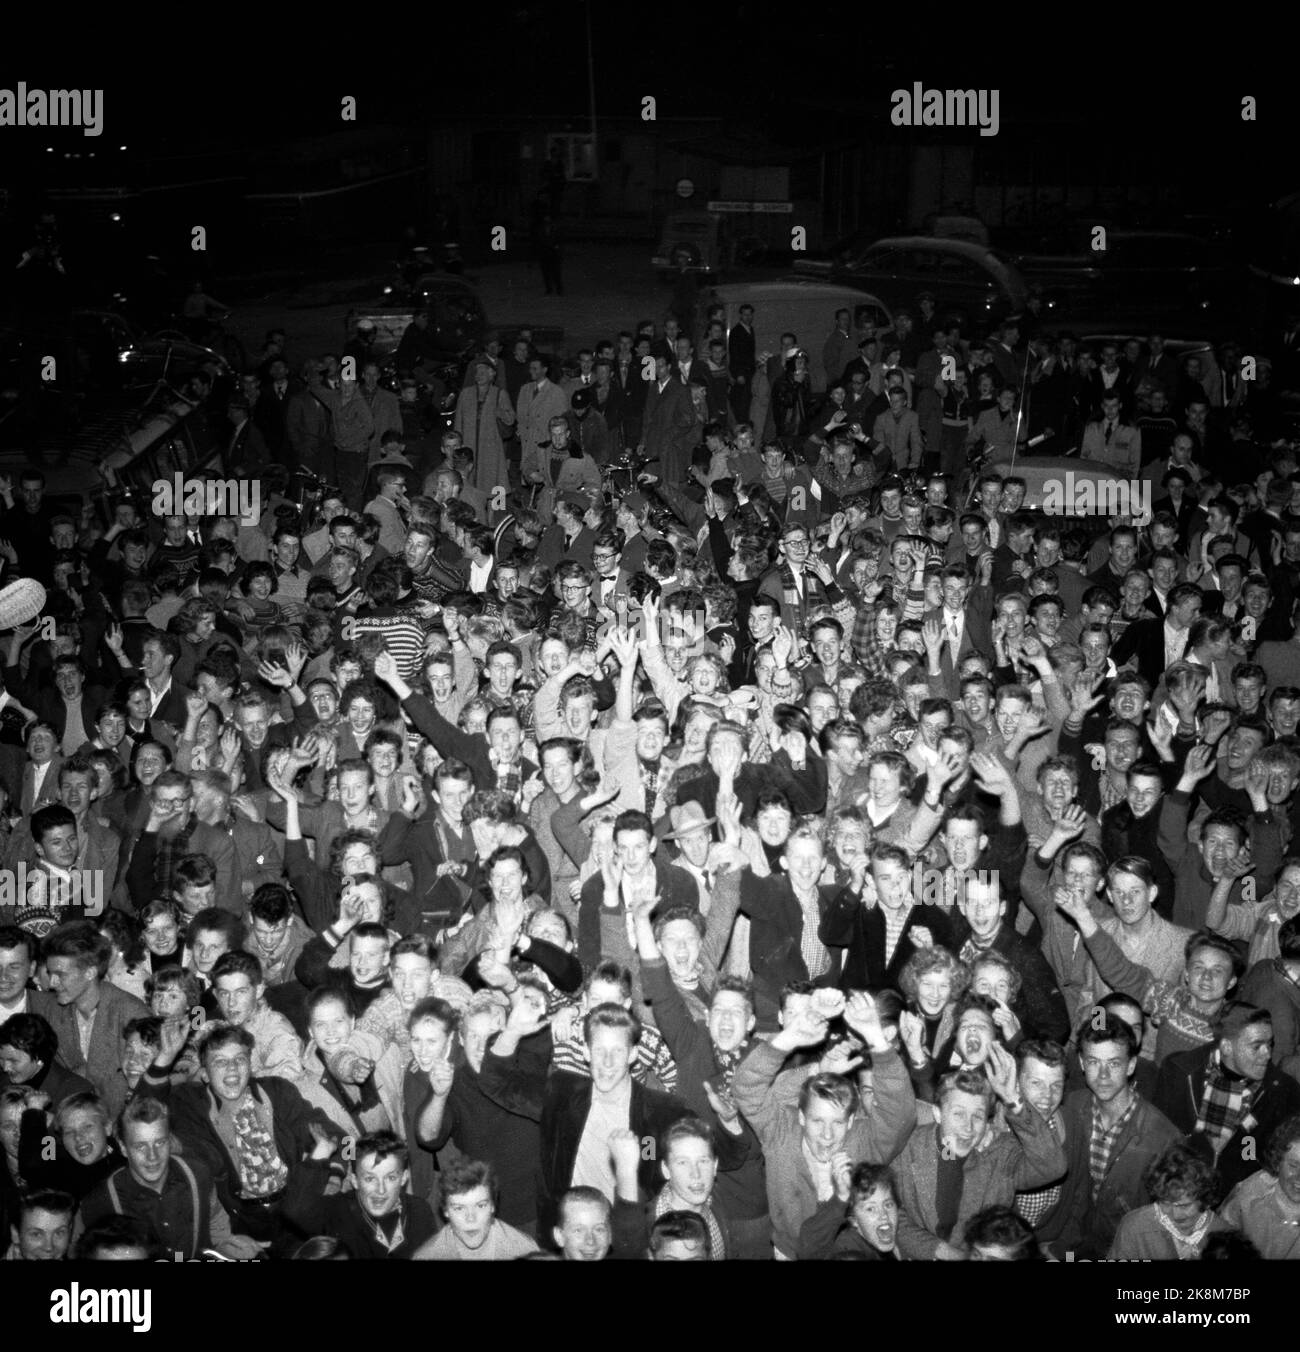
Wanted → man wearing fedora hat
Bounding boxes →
[661,802,720,913]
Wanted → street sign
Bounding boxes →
[706,200,793,213]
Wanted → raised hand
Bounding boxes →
[984,1041,1022,1106]
[104,623,125,654]
[1245,759,1270,806]
[372,650,398,685]
[820,1039,865,1078]
[990,1000,1021,1043]
[771,625,795,667]
[520,772,545,812]
[219,726,242,765]
[550,1004,580,1045]
[157,1016,189,1067]
[1068,672,1105,720]
[608,626,637,670]
[1180,741,1218,786]
[928,746,964,790]
[608,1127,642,1180]
[1053,885,1096,935]
[256,659,293,689]
[898,1009,927,1061]
[337,886,366,930]
[843,991,890,1052]
[185,691,210,721]
[1013,706,1047,743]
[1050,802,1088,842]
[1212,841,1253,884]
[775,1003,830,1051]
[1201,708,1233,746]
[703,1078,740,1126]
[476,950,515,990]
[922,616,944,655]
[641,594,660,646]
[831,1150,854,1203]
[1147,716,1174,759]
[579,783,620,813]
[970,750,1012,796]
[282,641,308,680]
[600,851,624,905]
[505,996,549,1041]
[308,1122,338,1161]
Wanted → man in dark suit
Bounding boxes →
[478,1002,691,1243]
[609,334,646,455]
[1110,582,1204,687]
[640,354,697,486]
[987,320,1023,393]
[923,566,995,696]
[820,842,954,993]
[3,654,107,757]
[225,397,270,475]
[1150,467,1206,554]
[1132,334,1179,404]
[728,304,756,422]
[730,825,843,1032]
[255,356,298,455]
[1153,1004,1300,1193]
[1025,337,1068,453]
[1088,343,1136,419]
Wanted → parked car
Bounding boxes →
[1015,229,1246,327]
[712,278,893,391]
[807,235,1030,326]
[346,274,488,362]
[70,309,231,391]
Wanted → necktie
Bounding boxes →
[1105,421,1115,440]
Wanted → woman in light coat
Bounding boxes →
[455,359,516,499]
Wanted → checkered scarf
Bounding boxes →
[1016,1113,1063,1224]
[1098,771,1126,814]
[490,750,523,803]
[153,816,199,897]
[655,1186,726,1260]
[777,561,832,634]
[1194,1050,1256,1153]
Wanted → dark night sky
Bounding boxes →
[2,12,1284,150]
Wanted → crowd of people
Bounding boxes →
[4,289,1300,1265]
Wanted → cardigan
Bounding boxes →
[732,1038,915,1260]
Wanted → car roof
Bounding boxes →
[1076,332,1213,351]
[860,236,1003,262]
[413,273,482,297]
[714,278,891,306]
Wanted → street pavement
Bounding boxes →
[0,242,675,500]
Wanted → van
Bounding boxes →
[712,278,894,392]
